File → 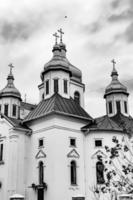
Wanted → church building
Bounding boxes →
[0,29,133,200]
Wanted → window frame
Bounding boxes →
[64,79,68,94]
[96,161,105,184]
[46,80,49,95]
[74,91,80,105]
[70,138,76,147]
[38,161,44,185]
[0,143,3,163]
[108,101,113,114]
[38,138,44,148]
[116,100,121,113]
[12,104,17,117]
[54,78,59,93]
[124,101,128,114]
[4,104,8,116]
[70,160,77,185]
[95,139,102,148]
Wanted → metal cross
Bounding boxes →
[8,63,14,74]
[58,28,64,43]
[111,59,116,69]
[53,32,59,44]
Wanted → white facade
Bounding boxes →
[0,37,132,200]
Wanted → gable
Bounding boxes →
[67,149,80,158]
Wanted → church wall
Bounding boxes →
[0,119,12,200]
[84,130,125,200]
[26,115,88,200]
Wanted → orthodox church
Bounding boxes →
[0,29,133,200]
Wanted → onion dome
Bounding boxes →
[40,31,82,82]
[0,65,21,100]
[104,61,129,98]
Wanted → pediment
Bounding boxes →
[91,150,107,159]
[67,149,80,158]
[36,149,46,159]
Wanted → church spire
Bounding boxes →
[111,59,118,80]
[7,63,15,85]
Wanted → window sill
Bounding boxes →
[71,184,78,187]
[0,161,4,165]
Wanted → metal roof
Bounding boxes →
[82,112,133,135]
[23,93,92,122]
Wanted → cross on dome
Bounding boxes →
[8,63,14,74]
[111,59,116,70]
[58,28,64,43]
[53,32,59,44]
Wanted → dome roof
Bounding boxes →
[41,43,82,82]
[0,72,21,100]
[104,65,129,98]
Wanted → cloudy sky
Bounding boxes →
[0,0,133,118]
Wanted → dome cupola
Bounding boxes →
[38,30,85,108]
[40,29,82,83]
[0,64,21,119]
[104,60,129,117]
[0,64,21,100]
[104,60,129,98]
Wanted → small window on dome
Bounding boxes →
[64,79,68,94]
[12,104,17,117]
[46,80,49,95]
[108,101,113,114]
[54,79,59,93]
[116,101,121,113]
[124,101,127,114]
[74,91,80,104]
[4,104,8,116]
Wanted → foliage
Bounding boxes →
[94,135,133,197]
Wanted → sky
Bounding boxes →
[0,0,133,118]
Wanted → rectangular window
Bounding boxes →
[0,143,3,161]
[116,101,121,113]
[124,101,127,113]
[64,80,68,94]
[4,104,8,116]
[54,79,58,93]
[12,104,17,117]
[70,138,76,147]
[95,139,102,147]
[108,101,112,114]
[39,139,44,147]
[46,80,49,95]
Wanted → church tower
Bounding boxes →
[38,29,85,108]
[104,60,129,117]
[0,64,22,119]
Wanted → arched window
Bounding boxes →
[96,161,104,184]
[42,93,44,100]
[74,91,80,104]
[70,160,77,185]
[39,161,44,185]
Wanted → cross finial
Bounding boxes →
[58,28,64,43]
[111,59,116,70]
[53,32,59,44]
[8,63,14,74]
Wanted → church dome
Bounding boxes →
[0,68,21,100]
[41,42,82,82]
[104,62,129,98]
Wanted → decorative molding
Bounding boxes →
[91,150,107,159]
[67,149,80,159]
[33,125,81,134]
[36,149,46,159]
